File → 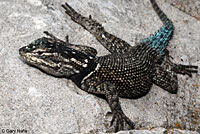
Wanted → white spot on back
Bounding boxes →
[102,34,106,38]
[84,59,88,63]
[64,59,70,62]
[82,64,88,68]
[71,58,76,62]
[81,63,100,84]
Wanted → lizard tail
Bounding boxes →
[149,0,174,55]
[140,0,174,55]
[150,0,173,28]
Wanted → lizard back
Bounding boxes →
[80,44,158,98]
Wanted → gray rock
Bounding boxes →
[115,128,199,134]
[165,0,200,20]
[0,0,199,133]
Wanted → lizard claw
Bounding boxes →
[43,31,67,44]
[108,111,135,132]
[62,3,80,22]
[172,64,198,77]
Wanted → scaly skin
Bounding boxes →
[19,0,198,132]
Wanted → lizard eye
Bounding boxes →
[25,47,31,51]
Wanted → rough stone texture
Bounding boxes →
[115,128,199,134]
[165,0,200,20]
[0,0,199,133]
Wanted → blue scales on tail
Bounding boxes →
[141,0,174,55]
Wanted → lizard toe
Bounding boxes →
[109,112,135,132]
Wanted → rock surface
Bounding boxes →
[166,0,200,20]
[0,0,199,133]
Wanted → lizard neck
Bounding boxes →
[69,60,98,88]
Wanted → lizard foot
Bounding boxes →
[107,111,135,132]
[172,64,198,77]
[62,3,80,23]
[62,3,102,31]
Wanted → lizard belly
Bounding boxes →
[106,69,153,99]
[117,75,153,99]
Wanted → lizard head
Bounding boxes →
[19,36,93,77]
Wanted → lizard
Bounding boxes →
[19,0,198,132]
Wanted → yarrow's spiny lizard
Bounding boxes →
[19,0,198,132]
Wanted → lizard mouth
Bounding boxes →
[19,46,66,77]
[19,46,40,65]
[19,46,58,69]
[19,48,64,76]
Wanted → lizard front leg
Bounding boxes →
[62,3,131,54]
[81,81,135,132]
